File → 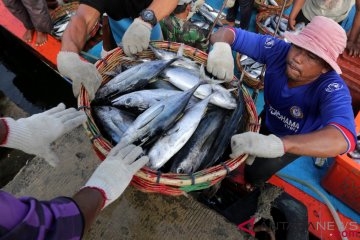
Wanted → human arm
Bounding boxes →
[0,103,86,167]
[147,0,178,21]
[0,144,148,238]
[281,125,349,157]
[230,125,352,164]
[61,4,100,53]
[0,191,85,239]
[77,144,148,230]
[346,0,360,57]
[122,0,178,56]
[207,27,287,80]
[288,0,305,30]
[57,4,102,100]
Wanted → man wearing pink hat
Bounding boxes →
[206,16,357,187]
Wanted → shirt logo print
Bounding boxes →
[264,37,274,48]
[290,106,303,119]
[325,83,343,92]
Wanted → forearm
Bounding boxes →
[61,5,100,53]
[72,187,105,232]
[148,0,178,21]
[281,125,348,157]
[210,27,235,45]
[289,0,305,20]
[348,1,360,43]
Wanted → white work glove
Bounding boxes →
[122,18,152,56]
[57,51,102,100]
[188,0,205,20]
[206,42,234,81]
[229,132,285,165]
[84,144,149,208]
[191,0,205,12]
[1,103,87,167]
[226,0,236,8]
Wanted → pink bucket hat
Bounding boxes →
[284,16,347,74]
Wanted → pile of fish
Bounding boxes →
[92,45,246,174]
[261,14,306,38]
[240,55,265,80]
[261,14,288,37]
[197,3,240,27]
[52,10,76,38]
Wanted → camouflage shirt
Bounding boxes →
[160,14,209,52]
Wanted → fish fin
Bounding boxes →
[199,65,226,85]
[138,105,165,129]
[176,43,185,58]
[226,88,238,92]
[161,77,171,82]
[149,77,161,83]
[139,136,150,146]
[165,125,181,136]
[104,67,121,77]
[175,112,184,122]
[148,45,163,60]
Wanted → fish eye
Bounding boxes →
[125,98,132,105]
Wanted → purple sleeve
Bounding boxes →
[0,191,84,240]
[231,28,290,65]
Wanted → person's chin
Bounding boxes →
[286,64,300,79]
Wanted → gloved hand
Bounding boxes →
[122,18,152,56]
[57,51,102,100]
[188,0,205,20]
[225,0,236,8]
[192,0,205,11]
[1,103,87,167]
[229,132,285,165]
[206,42,234,81]
[84,144,149,208]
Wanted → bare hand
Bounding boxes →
[346,41,360,57]
[288,18,296,31]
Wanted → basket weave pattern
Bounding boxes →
[78,41,260,195]
[235,53,264,90]
[254,0,293,12]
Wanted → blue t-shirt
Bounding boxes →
[231,28,356,149]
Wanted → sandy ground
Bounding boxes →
[1,94,245,239]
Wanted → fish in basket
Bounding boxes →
[79,41,259,196]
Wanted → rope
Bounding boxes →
[277,173,348,240]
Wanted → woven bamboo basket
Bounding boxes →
[78,41,260,196]
[256,11,289,39]
[50,2,99,40]
[254,0,292,12]
[235,53,264,90]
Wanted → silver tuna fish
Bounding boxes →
[149,44,200,71]
[111,89,181,111]
[117,82,205,148]
[93,106,135,143]
[148,94,214,170]
[95,57,179,101]
[169,108,225,174]
[161,66,237,109]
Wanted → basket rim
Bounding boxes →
[50,1,79,20]
[78,41,260,191]
[235,53,264,90]
[256,11,289,39]
[254,0,293,10]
